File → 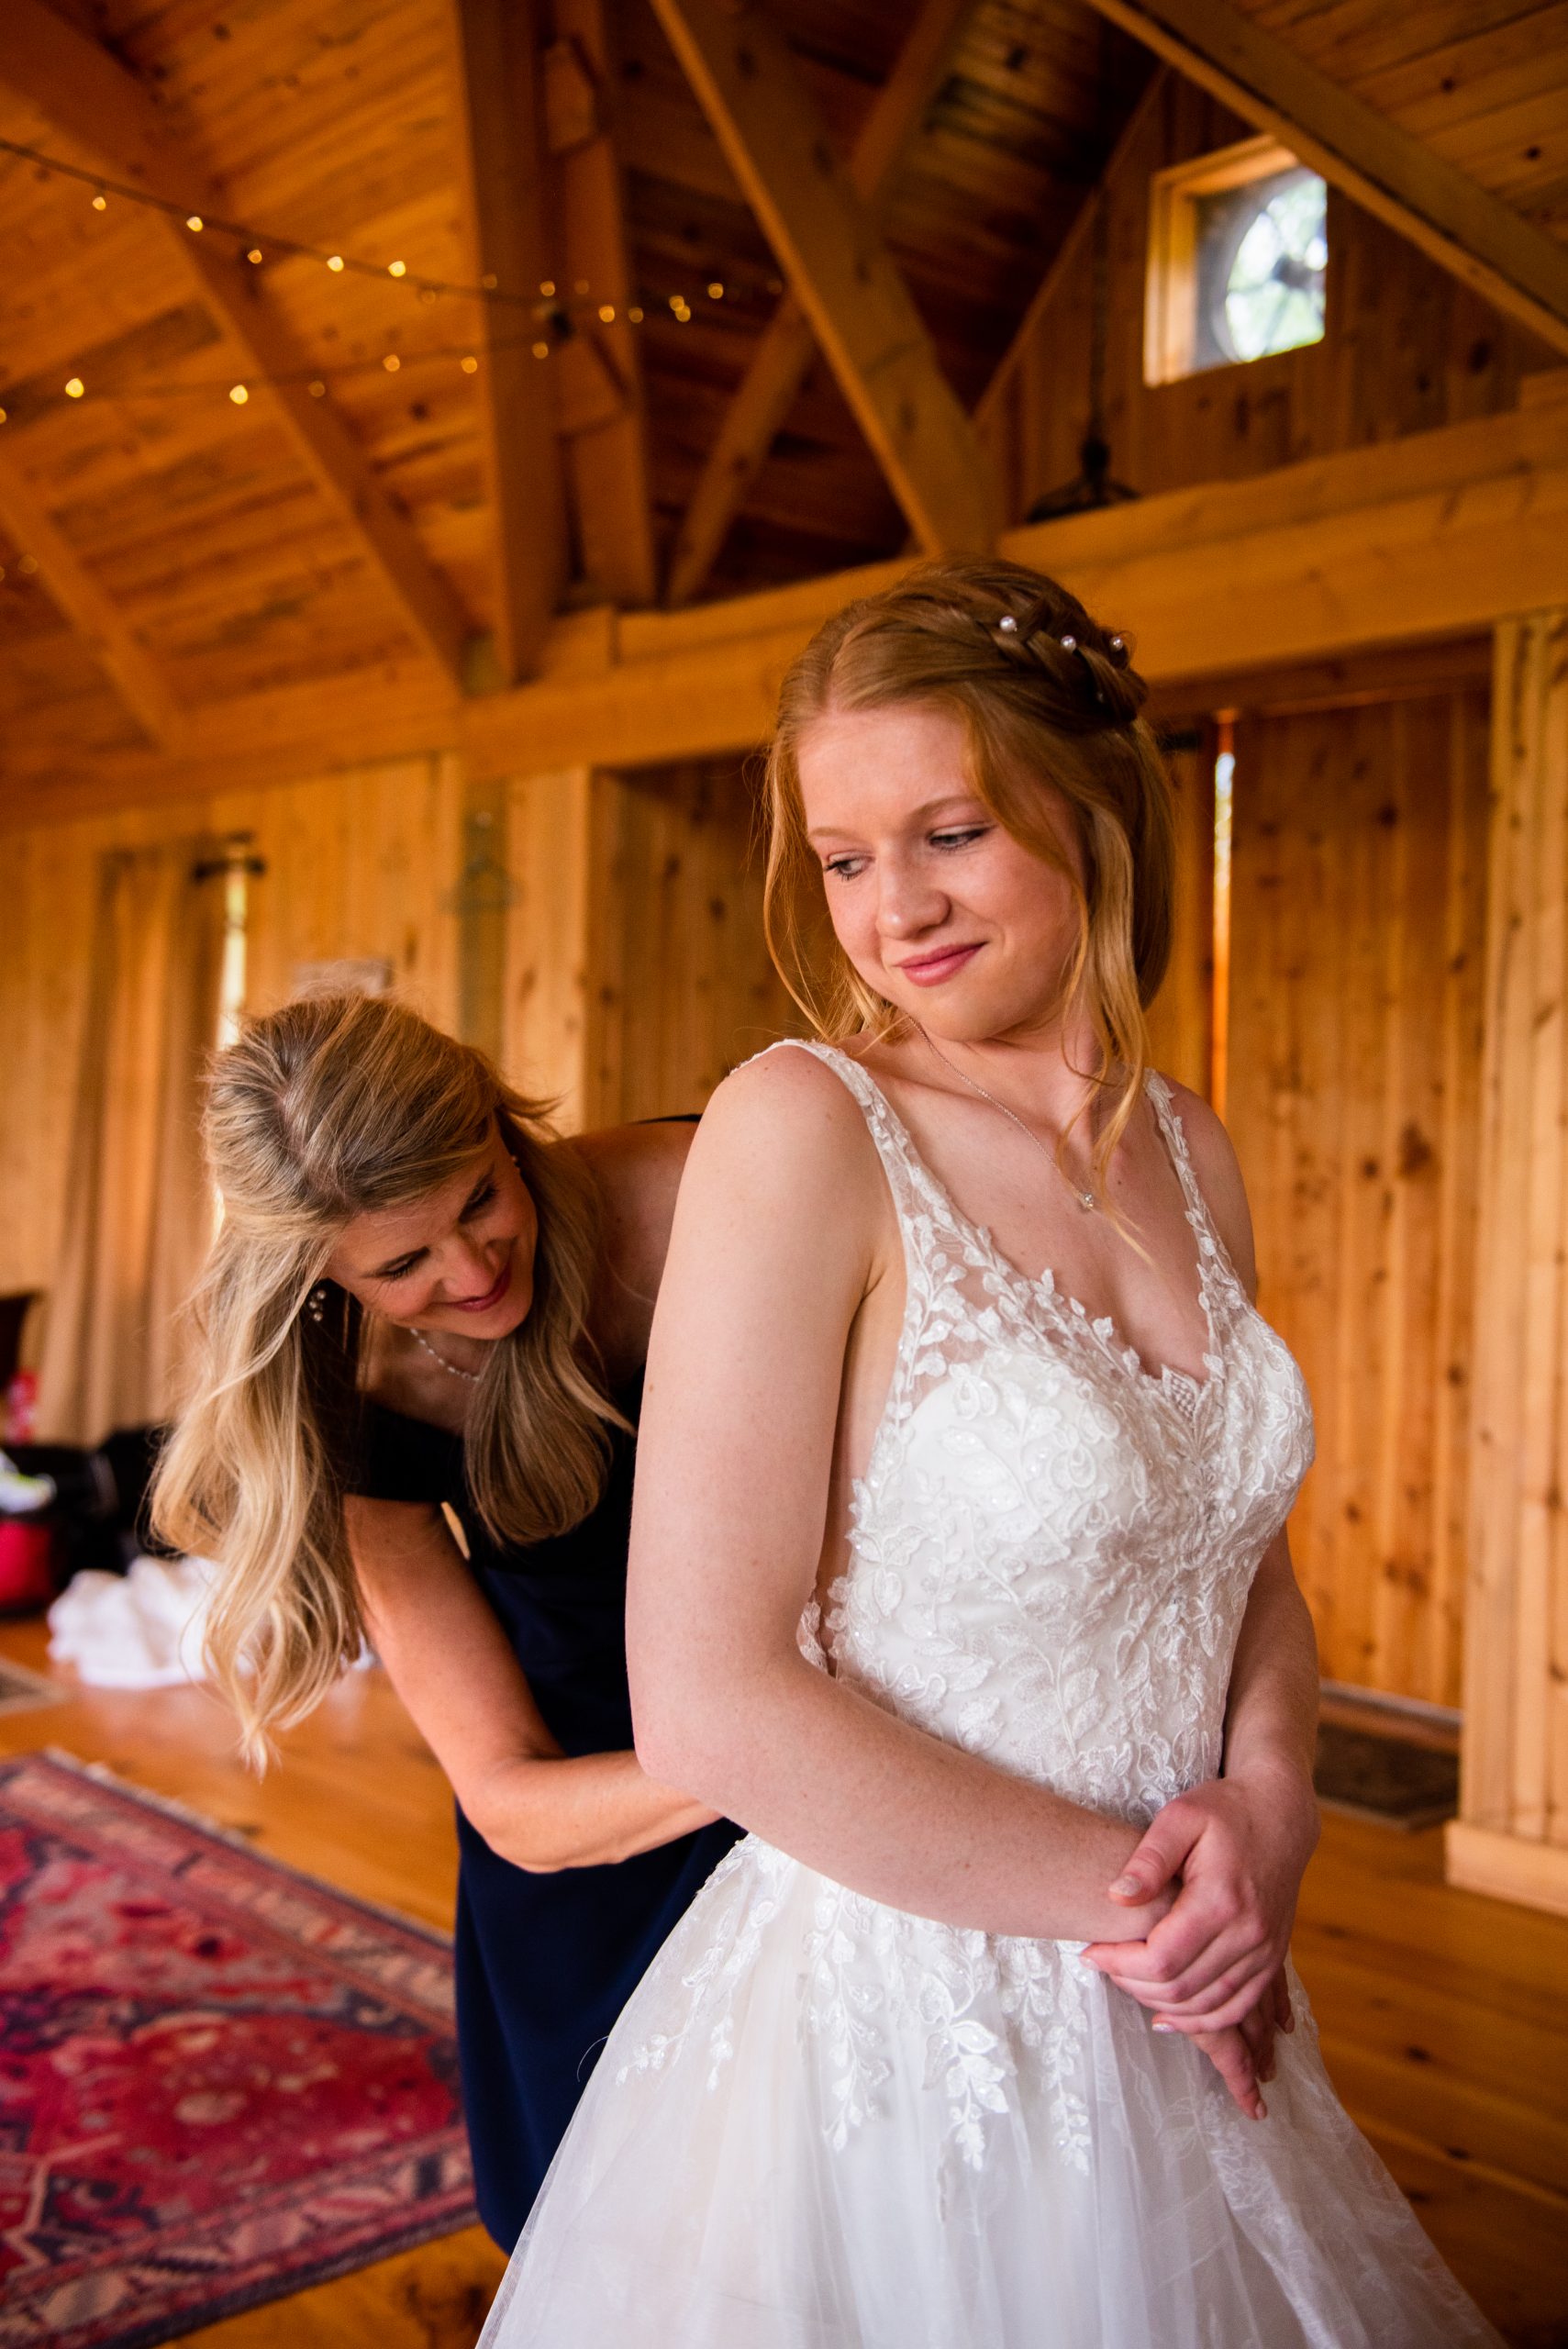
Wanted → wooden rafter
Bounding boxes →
[0,454,184,750]
[549,0,659,608]
[650,0,997,558]
[664,0,977,608]
[1077,0,1568,362]
[2,0,473,685]
[447,0,567,683]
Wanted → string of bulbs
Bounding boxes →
[0,134,777,423]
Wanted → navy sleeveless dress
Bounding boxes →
[352,1394,740,2248]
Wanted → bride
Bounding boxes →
[479,561,1500,2345]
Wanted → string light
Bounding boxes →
[598,303,615,322]
[228,383,249,404]
[708,281,724,298]
[7,132,784,325]
[308,379,327,396]
[531,341,549,359]
[461,355,479,373]
[383,352,400,372]
[64,376,83,398]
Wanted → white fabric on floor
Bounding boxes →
[47,1553,221,1687]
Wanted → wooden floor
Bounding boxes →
[3,1617,1564,2349]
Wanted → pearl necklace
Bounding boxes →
[407,1326,484,1384]
[919,1030,1098,1212]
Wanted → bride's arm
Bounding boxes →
[627,1050,1172,1946]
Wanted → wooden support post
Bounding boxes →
[448,0,567,682]
[1448,611,1568,1920]
[504,767,600,1128]
[455,774,513,1066]
[548,0,659,608]
[651,0,998,559]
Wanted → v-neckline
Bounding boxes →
[841,1053,1227,1422]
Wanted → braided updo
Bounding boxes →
[762,557,1176,1194]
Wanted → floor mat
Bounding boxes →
[1313,1719,1460,1829]
[0,1749,475,2348]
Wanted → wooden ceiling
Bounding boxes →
[0,0,1564,791]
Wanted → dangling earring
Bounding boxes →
[306,1283,328,1324]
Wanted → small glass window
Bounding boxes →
[1146,139,1328,385]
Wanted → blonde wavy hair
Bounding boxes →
[764,557,1176,1193]
[151,992,621,1765]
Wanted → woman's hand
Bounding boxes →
[1184,1966,1290,2120]
[1080,1762,1318,2034]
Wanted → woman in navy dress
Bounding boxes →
[350,1389,737,2243]
[153,991,740,2247]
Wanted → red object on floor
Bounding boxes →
[0,1519,55,1613]
[0,1751,475,2348]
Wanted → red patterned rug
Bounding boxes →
[0,1749,476,2348]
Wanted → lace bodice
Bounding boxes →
[787,1042,1315,1826]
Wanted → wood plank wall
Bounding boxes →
[1226,685,1491,1710]
[982,77,1563,528]
[584,760,800,1127]
[0,756,464,1301]
[1450,611,1568,1919]
[0,751,796,1304]
[1144,730,1217,1101]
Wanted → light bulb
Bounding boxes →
[92,193,107,211]
[228,384,250,404]
[186,214,204,232]
[383,353,401,372]
[327,254,345,273]
[64,377,84,398]
[388,260,406,278]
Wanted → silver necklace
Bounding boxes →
[919,1030,1098,1212]
[407,1326,484,1384]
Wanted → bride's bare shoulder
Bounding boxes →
[689,1041,885,1198]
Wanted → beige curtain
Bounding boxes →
[36,842,225,1442]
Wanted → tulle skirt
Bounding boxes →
[478,1836,1502,2348]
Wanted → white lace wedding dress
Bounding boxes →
[479,1044,1501,2348]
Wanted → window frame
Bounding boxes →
[1143,134,1326,387]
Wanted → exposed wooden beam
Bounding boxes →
[1076,0,1568,362]
[665,0,977,607]
[650,0,998,558]
[7,403,1566,831]
[2,0,473,684]
[0,455,184,750]
[976,71,1168,435]
[549,0,658,607]
[447,0,567,683]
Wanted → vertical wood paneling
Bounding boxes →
[0,755,464,1299]
[1450,612,1568,1918]
[1228,684,1489,1709]
[584,759,800,1126]
[1144,730,1216,1097]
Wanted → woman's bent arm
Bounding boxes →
[346,1496,716,1872]
[627,1052,1170,1947]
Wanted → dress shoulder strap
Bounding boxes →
[1144,1071,1239,1295]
